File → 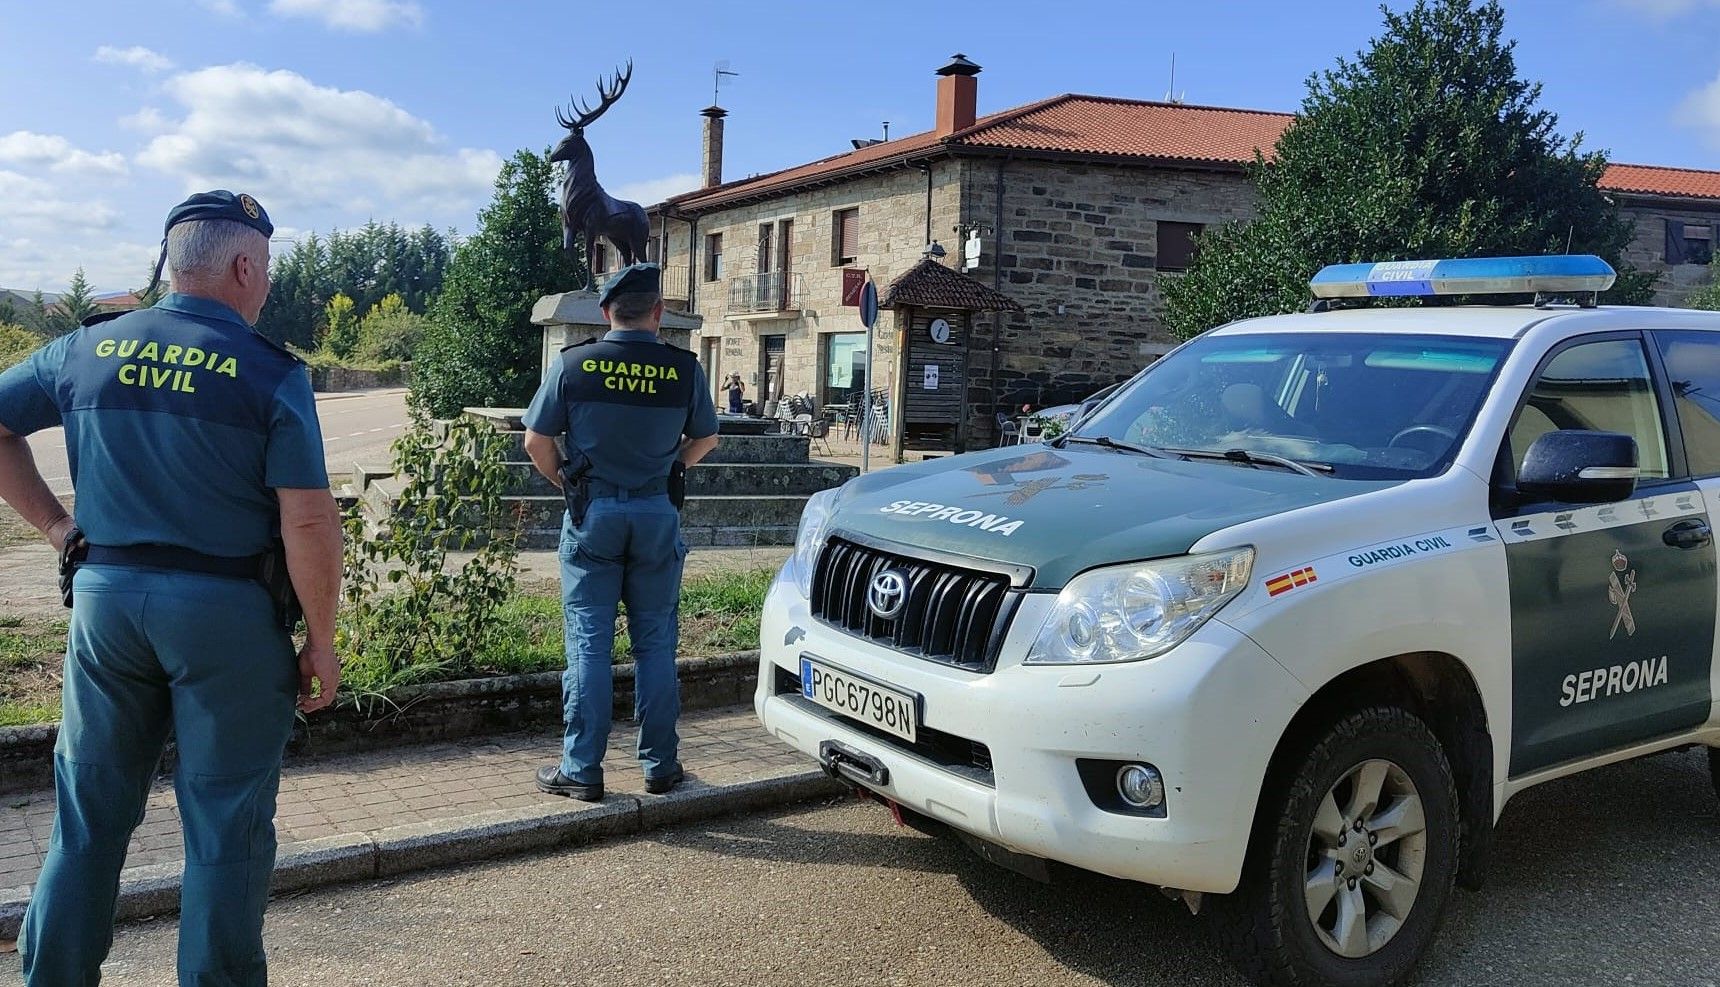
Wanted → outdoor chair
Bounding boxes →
[995,412,1020,446]
[1019,418,1046,444]
[807,416,834,457]
[789,413,813,437]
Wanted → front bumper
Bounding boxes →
[754,572,1309,894]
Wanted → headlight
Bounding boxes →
[787,488,839,598]
[1025,548,1254,664]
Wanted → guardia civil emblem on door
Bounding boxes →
[1608,549,1636,639]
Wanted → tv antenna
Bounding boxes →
[1166,53,1184,104]
[713,60,739,104]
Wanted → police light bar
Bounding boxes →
[1309,255,1616,300]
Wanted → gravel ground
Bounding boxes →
[5,747,1719,987]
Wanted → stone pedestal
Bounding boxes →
[530,291,702,378]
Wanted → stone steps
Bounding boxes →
[495,461,854,498]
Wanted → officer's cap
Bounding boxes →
[598,263,662,307]
[164,190,274,239]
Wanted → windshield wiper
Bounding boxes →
[1059,434,1172,459]
[1160,447,1334,477]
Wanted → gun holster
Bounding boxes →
[58,527,88,608]
[668,461,687,510]
[258,538,303,633]
[559,453,594,527]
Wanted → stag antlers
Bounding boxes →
[556,60,633,131]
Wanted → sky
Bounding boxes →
[1,0,1718,294]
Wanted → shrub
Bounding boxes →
[0,322,44,371]
[337,416,522,706]
[354,293,426,364]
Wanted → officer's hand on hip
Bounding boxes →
[296,642,340,713]
[45,517,77,553]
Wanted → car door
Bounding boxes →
[1498,333,1716,777]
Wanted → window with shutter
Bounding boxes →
[1155,221,1203,272]
[833,208,859,266]
[704,233,723,282]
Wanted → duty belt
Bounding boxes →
[84,544,264,579]
[586,477,670,498]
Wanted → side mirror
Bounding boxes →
[1516,430,1639,504]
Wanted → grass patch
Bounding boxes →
[0,616,66,726]
[337,567,775,703]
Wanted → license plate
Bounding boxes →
[800,656,919,743]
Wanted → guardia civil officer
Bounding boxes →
[0,191,344,986]
[522,263,719,801]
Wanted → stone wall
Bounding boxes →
[661,163,966,429]
[1616,198,1720,308]
[959,159,1261,443]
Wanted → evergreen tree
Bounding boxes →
[413,149,584,417]
[1163,0,1652,339]
[44,268,99,336]
[322,293,360,357]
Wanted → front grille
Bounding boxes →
[811,537,1019,673]
[774,665,994,786]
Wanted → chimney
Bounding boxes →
[700,105,727,188]
[935,53,981,136]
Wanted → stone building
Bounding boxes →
[623,55,1720,453]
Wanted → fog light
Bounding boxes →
[1116,764,1165,810]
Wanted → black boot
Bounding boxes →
[644,764,684,795]
[536,765,604,802]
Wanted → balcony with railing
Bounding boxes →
[660,264,690,304]
[727,271,803,319]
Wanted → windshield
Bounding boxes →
[1074,332,1513,479]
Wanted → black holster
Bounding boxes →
[59,527,88,608]
[560,453,594,527]
[258,538,302,632]
[668,461,687,510]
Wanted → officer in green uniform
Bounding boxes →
[0,191,345,986]
[522,263,720,801]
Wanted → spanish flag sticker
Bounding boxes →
[1266,566,1318,597]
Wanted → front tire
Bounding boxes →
[1210,706,1460,987]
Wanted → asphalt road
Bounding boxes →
[13,746,1718,987]
[25,387,410,496]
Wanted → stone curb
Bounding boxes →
[0,769,843,941]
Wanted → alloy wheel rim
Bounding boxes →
[1302,758,1428,959]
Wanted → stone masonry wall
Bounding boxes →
[958,159,1261,444]
[1616,199,1720,308]
[661,163,965,432]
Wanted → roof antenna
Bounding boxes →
[1166,53,1185,104]
[712,60,739,105]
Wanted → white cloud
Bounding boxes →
[120,107,169,133]
[1678,70,1720,148]
[613,172,700,207]
[93,45,175,73]
[0,132,128,177]
[0,172,120,232]
[137,64,500,220]
[268,0,423,32]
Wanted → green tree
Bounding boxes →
[0,323,43,371]
[413,149,584,417]
[1163,0,1653,339]
[0,295,16,325]
[354,292,425,363]
[1688,254,1720,312]
[45,268,99,336]
[322,292,360,358]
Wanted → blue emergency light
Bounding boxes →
[1309,255,1616,300]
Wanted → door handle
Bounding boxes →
[1663,519,1713,550]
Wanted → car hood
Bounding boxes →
[830,445,1396,587]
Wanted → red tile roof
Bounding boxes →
[1600,163,1720,201]
[664,93,1720,210]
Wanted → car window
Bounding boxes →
[1656,331,1720,477]
[1074,332,1511,479]
[1510,338,1669,481]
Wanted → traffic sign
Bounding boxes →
[859,280,879,329]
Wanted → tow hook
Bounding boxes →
[819,740,890,788]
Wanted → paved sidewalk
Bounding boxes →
[0,704,803,893]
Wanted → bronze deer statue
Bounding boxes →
[553,62,650,291]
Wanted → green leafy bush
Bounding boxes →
[354,293,426,363]
[337,416,522,706]
[1689,255,1720,312]
[0,322,44,371]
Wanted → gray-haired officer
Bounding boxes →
[522,263,719,801]
[0,191,344,986]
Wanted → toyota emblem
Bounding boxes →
[867,570,909,621]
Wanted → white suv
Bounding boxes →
[755,256,1720,986]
